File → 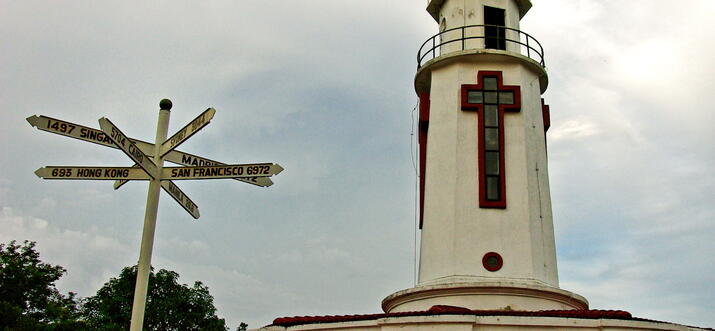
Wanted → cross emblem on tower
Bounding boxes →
[461,71,521,208]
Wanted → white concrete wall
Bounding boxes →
[418,56,557,288]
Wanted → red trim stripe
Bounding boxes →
[418,93,430,229]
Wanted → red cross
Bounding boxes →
[461,71,521,209]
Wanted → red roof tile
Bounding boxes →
[272,305,634,327]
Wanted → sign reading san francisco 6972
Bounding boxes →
[28,99,283,331]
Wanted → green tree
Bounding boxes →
[82,266,228,331]
[0,240,85,330]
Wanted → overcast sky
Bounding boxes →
[1,0,713,329]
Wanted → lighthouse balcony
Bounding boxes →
[418,24,545,68]
[415,24,548,93]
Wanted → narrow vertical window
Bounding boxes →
[484,6,506,50]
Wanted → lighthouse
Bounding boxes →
[259,1,710,330]
[381,0,588,312]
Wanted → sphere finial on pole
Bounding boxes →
[159,99,173,111]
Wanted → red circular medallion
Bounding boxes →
[482,252,503,272]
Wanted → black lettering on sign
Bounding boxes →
[46,119,76,134]
[128,144,143,163]
[51,168,73,177]
[185,200,196,212]
[181,155,217,166]
[102,133,113,144]
[168,183,181,197]
[171,168,190,178]
[77,168,102,177]
[83,129,111,144]
[103,168,129,178]
[207,167,218,176]
[110,127,126,147]
[247,165,269,175]
[181,154,194,165]
[190,114,206,130]
[170,129,186,146]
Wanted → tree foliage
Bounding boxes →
[0,240,84,330]
[1,240,233,330]
[82,266,228,331]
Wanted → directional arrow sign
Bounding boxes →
[115,152,273,189]
[35,166,150,180]
[163,163,284,180]
[162,152,273,187]
[28,115,272,187]
[99,118,157,178]
[161,181,200,219]
[160,108,215,157]
[27,115,116,148]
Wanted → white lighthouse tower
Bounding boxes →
[259,1,710,329]
[381,0,588,312]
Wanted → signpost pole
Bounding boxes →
[129,99,172,331]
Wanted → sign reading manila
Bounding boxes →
[28,99,283,331]
[161,180,200,219]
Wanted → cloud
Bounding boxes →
[0,206,136,295]
[1,1,713,329]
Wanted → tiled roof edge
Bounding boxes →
[272,305,634,327]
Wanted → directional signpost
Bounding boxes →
[29,99,283,331]
[27,115,273,188]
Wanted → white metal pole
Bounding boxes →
[129,99,172,331]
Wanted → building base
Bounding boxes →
[382,281,588,313]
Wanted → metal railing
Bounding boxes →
[417,24,545,69]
